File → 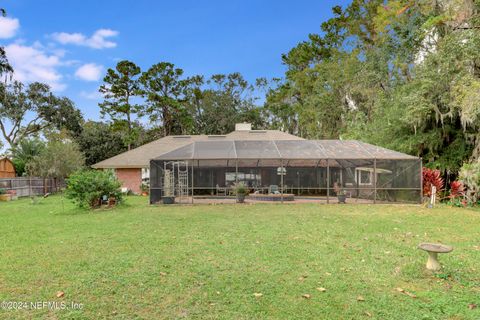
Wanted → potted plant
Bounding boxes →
[0,188,10,201]
[140,182,149,196]
[337,189,347,204]
[108,195,117,207]
[233,182,248,203]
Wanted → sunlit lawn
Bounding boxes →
[0,196,479,319]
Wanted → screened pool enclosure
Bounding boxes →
[150,140,422,204]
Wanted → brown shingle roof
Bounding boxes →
[91,130,303,168]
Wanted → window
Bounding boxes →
[355,168,373,186]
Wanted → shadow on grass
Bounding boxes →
[55,197,134,216]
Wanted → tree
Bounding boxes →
[74,121,127,166]
[46,97,84,138]
[459,161,480,204]
[140,62,203,136]
[0,8,13,77]
[10,137,45,176]
[266,0,480,177]
[0,81,82,150]
[27,139,85,178]
[99,60,142,150]
[193,73,263,135]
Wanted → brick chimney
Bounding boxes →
[235,123,252,131]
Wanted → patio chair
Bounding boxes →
[216,184,226,196]
[269,185,279,194]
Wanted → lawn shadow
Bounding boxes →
[55,199,134,216]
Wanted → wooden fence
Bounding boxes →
[0,177,65,197]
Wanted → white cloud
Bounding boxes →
[0,16,20,39]
[80,90,103,100]
[51,29,118,49]
[75,63,103,81]
[5,43,66,91]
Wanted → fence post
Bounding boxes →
[326,160,330,204]
[373,158,377,204]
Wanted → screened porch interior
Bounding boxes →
[149,140,422,204]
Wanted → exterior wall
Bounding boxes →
[0,158,16,178]
[115,168,142,194]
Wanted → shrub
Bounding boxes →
[233,182,248,195]
[449,181,464,199]
[0,188,6,195]
[27,140,84,179]
[447,181,466,207]
[422,168,444,196]
[459,161,480,204]
[65,170,122,209]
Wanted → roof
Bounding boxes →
[155,140,418,161]
[0,157,14,164]
[91,130,303,168]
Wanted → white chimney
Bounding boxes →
[235,123,252,131]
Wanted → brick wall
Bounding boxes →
[115,168,142,194]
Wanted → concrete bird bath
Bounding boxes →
[418,243,453,271]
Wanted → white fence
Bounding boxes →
[0,177,65,197]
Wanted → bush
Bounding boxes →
[422,168,444,196]
[233,182,248,195]
[0,188,6,195]
[27,140,84,179]
[459,161,480,204]
[446,181,466,207]
[65,170,123,209]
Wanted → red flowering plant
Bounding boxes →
[449,181,464,198]
[448,180,466,207]
[422,168,444,197]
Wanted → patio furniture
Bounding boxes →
[249,193,295,201]
[216,184,226,196]
[269,185,279,194]
[418,243,453,271]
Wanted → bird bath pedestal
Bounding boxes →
[418,243,453,271]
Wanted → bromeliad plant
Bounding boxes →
[422,168,444,197]
[449,181,464,199]
[447,180,466,207]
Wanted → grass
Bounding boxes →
[0,196,479,319]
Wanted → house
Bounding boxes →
[92,123,302,193]
[93,123,422,204]
[0,157,16,178]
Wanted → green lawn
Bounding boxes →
[0,196,479,319]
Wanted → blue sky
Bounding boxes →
[1,0,349,121]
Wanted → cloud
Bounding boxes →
[0,16,20,39]
[5,43,66,91]
[75,63,103,81]
[80,90,103,100]
[51,29,118,49]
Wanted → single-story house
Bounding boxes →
[92,123,302,193]
[93,123,422,204]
